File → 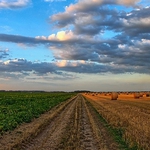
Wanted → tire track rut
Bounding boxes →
[1,94,120,150]
[57,94,119,150]
[20,96,77,150]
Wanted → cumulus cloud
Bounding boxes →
[1,58,57,74]
[0,0,31,9]
[0,29,150,75]
[1,56,149,77]
[43,30,76,41]
[50,0,148,37]
[64,0,138,13]
[55,60,86,67]
[0,0,150,76]
[116,0,141,6]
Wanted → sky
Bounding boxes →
[0,0,150,92]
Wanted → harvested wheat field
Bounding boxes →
[1,92,150,150]
[83,92,150,150]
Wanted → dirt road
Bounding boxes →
[0,94,119,150]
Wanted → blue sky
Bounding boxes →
[0,0,150,91]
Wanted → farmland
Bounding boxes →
[0,91,75,132]
[0,91,150,150]
[84,92,150,150]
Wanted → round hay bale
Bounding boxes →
[140,93,144,97]
[146,93,150,97]
[111,92,118,100]
[134,93,140,99]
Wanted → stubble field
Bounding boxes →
[0,91,150,150]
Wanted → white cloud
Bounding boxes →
[65,0,103,13]
[122,17,150,27]
[135,39,150,47]
[55,60,86,67]
[50,30,75,41]
[65,0,140,14]
[117,0,141,6]
[36,30,77,41]
[118,44,126,49]
[141,39,150,44]
[55,60,68,67]
[3,58,26,65]
[35,36,47,40]
[0,0,30,9]
[3,60,10,65]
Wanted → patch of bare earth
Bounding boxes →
[0,94,119,150]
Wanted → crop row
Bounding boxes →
[0,91,75,133]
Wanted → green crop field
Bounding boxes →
[0,91,76,133]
